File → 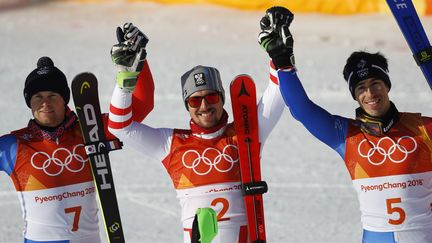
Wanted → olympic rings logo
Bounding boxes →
[31,144,88,176]
[182,145,239,176]
[357,136,417,166]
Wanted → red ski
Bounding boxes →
[230,74,267,243]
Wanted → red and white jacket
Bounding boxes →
[108,62,284,243]
[0,60,154,243]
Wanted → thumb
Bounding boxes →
[260,16,271,31]
[116,27,125,43]
[280,25,292,46]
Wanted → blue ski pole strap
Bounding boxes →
[242,181,268,196]
[413,46,432,65]
[84,139,123,155]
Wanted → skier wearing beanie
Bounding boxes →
[0,23,154,243]
[108,25,285,242]
[258,6,432,243]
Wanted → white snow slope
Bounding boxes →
[0,2,431,242]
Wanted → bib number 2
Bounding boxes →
[386,198,405,225]
[211,198,230,222]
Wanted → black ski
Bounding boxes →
[71,72,125,243]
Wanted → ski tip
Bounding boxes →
[230,74,254,85]
[72,72,97,80]
[71,72,98,96]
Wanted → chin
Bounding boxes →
[200,121,217,128]
[366,110,384,117]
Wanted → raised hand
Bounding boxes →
[258,6,295,69]
[261,6,294,36]
[111,23,149,92]
[111,23,148,72]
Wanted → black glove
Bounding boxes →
[111,23,149,72]
[258,6,295,69]
[111,23,149,92]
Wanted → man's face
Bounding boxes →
[187,89,224,129]
[354,78,391,117]
[30,91,66,127]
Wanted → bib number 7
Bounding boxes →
[65,206,82,231]
[386,198,406,225]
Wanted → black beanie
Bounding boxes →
[343,51,391,99]
[24,57,70,107]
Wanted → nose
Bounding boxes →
[40,96,54,106]
[198,98,210,109]
[364,85,377,97]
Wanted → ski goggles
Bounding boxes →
[186,92,220,108]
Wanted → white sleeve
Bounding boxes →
[257,62,285,147]
[108,85,173,161]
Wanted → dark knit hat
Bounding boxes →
[343,51,391,99]
[24,57,70,107]
[181,65,225,109]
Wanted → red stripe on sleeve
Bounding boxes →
[269,60,279,85]
[270,60,276,70]
[108,117,133,130]
[270,73,278,85]
[109,104,132,116]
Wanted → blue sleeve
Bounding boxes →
[278,69,348,158]
[0,134,18,175]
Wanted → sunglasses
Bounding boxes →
[187,92,220,108]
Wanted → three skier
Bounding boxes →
[1,4,431,243]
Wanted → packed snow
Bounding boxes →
[0,2,431,242]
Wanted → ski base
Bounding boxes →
[230,74,267,242]
[71,72,125,243]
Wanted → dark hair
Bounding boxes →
[343,51,391,99]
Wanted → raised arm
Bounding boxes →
[131,60,154,122]
[257,61,285,146]
[109,85,172,161]
[108,23,171,161]
[278,70,347,154]
[111,23,154,122]
[258,7,348,155]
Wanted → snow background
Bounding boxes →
[0,1,431,242]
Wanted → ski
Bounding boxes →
[71,72,125,243]
[386,0,432,89]
[230,75,267,243]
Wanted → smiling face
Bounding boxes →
[187,89,224,128]
[354,78,391,117]
[30,91,66,127]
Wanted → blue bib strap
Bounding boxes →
[363,229,396,243]
[25,239,69,243]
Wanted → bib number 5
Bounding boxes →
[386,198,406,225]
